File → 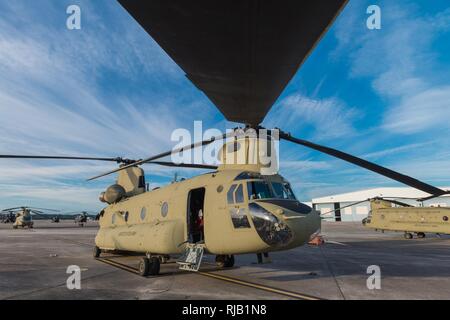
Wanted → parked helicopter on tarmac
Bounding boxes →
[0,207,59,229]
[0,1,448,276]
[320,197,450,239]
[64,211,97,227]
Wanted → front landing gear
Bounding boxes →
[215,255,235,268]
[138,256,160,276]
[93,246,101,258]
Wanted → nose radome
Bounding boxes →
[281,209,321,249]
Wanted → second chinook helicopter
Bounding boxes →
[1,207,59,229]
[1,1,449,276]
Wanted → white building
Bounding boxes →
[312,187,450,222]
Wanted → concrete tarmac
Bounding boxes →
[1,220,449,300]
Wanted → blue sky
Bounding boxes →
[0,0,449,211]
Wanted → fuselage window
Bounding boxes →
[111,213,116,224]
[229,208,251,229]
[140,207,147,221]
[235,184,244,203]
[161,202,168,217]
[247,180,273,200]
[227,184,237,204]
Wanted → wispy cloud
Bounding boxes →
[265,94,359,140]
[0,1,223,210]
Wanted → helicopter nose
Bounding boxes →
[281,208,321,249]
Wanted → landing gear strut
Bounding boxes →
[93,246,101,258]
[215,255,234,268]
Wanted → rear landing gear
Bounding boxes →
[138,256,160,276]
[417,232,426,238]
[404,232,413,239]
[215,255,234,268]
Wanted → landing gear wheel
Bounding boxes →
[93,246,101,258]
[148,257,160,275]
[404,232,413,239]
[138,257,150,276]
[215,255,235,268]
[138,257,160,276]
[417,232,426,238]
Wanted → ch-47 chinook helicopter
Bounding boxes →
[1,1,449,275]
[0,207,59,229]
[362,198,450,239]
[320,197,450,239]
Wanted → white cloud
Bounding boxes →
[0,1,223,210]
[265,94,359,140]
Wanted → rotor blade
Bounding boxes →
[319,199,369,216]
[28,207,60,212]
[0,155,125,162]
[1,207,23,211]
[148,161,217,170]
[280,131,448,196]
[118,0,348,126]
[87,131,233,181]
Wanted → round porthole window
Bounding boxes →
[140,207,147,221]
[443,216,448,222]
[124,211,129,222]
[161,202,168,217]
[217,185,223,193]
[111,213,116,224]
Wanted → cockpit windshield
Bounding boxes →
[246,180,297,201]
[247,181,273,200]
[271,182,297,200]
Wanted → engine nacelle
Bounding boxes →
[99,184,126,204]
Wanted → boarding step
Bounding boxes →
[177,243,205,272]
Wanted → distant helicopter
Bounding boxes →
[1,207,59,229]
[64,211,97,227]
[322,197,450,239]
[1,211,16,224]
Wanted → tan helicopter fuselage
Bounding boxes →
[95,137,321,256]
[13,209,33,229]
[363,199,450,235]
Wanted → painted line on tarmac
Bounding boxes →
[197,271,322,300]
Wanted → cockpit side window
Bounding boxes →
[227,184,237,204]
[235,184,244,203]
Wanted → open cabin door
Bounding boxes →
[187,187,206,243]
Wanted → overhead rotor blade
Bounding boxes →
[0,155,124,162]
[28,207,59,212]
[148,161,217,170]
[279,131,448,196]
[118,0,348,126]
[1,207,23,212]
[87,132,234,181]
